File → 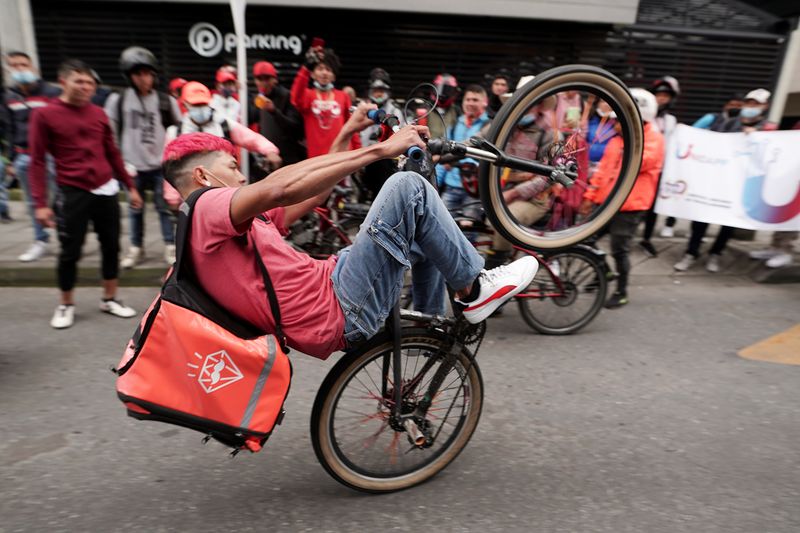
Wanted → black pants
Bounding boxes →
[54,185,120,292]
[686,221,734,258]
[595,211,644,295]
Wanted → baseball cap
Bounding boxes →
[253,61,277,78]
[500,75,535,103]
[181,81,212,105]
[744,88,770,104]
[215,67,237,84]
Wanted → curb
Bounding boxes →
[0,266,167,287]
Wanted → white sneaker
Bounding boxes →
[457,256,538,324]
[766,253,793,269]
[660,226,675,238]
[18,241,48,262]
[100,298,137,318]
[674,253,696,272]
[120,246,144,269]
[51,304,75,329]
[706,254,721,273]
[749,248,779,260]
[164,244,177,265]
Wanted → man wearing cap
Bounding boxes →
[250,61,305,166]
[210,66,241,124]
[105,46,182,268]
[674,88,777,274]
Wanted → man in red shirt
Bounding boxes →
[161,108,539,359]
[28,59,144,329]
[290,43,359,158]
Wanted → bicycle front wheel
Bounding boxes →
[310,328,483,493]
[479,65,644,250]
[518,248,607,335]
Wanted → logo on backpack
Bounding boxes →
[187,350,244,393]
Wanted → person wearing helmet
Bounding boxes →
[360,68,403,148]
[639,75,681,247]
[250,61,305,166]
[425,73,461,140]
[675,88,779,274]
[210,66,241,124]
[580,88,665,309]
[104,46,182,268]
[161,81,282,209]
[291,41,359,157]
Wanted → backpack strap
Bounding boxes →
[158,91,177,129]
[175,189,288,352]
[115,89,125,141]
[221,118,232,143]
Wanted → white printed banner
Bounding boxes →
[655,124,800,231]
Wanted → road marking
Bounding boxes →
[739,324,800,365]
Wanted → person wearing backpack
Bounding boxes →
[104,46,182,268]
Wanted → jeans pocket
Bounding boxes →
[367,219,411,268]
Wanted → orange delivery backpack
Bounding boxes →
[114,187,292,454]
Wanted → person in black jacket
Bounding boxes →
[250,61,305,177]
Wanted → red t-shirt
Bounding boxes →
[189,187,345,358]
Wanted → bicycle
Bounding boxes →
[308,65,644,492]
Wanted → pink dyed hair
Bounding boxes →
[162,132,237,164]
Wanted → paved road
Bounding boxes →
[2,279,799,532]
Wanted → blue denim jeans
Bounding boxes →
[128,169,175,246]
[331,172,484,346]
[15,153,56,242]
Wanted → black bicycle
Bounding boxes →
[309,65,644,492]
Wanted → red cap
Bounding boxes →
[169,77,188,93]
[181,81,212,105]
[253,61,277,78]
[215,66,237,83]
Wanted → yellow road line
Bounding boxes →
[739,324,800,366]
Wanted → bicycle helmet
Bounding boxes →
[629,87,658,123]
[650,75,680,97]
[369,68,391,86]
[119,46,159,77]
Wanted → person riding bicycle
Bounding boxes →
[161,104,538,359]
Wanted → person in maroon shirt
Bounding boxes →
[28,59,144,329]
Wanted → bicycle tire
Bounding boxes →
[479,65,644,251]
[518,247,607,335]
[310,328,483,493]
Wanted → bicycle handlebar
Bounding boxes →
[427,138,577,188]
[361,108,425,162]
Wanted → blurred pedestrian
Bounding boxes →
[2,50,60,261]
[674,88,777,273]
[28,59,143,329]
[359,68,404,198]
[425,72,461,140]
[486,70,511,117]
[250,61,305,166]
[749,232,798,268]
[104,46,182,268]
[291,42,358,157]
[693,93,744,130]
[639,75,680,255]
[210,66,241,123]
[580,88,664,308]
[169,77,188,114]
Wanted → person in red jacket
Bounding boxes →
[580,88,665,308]
[290,42,359,158]
[28,59,143,329]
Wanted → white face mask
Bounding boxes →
[188,106,213,125]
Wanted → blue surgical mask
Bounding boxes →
[313,80,334,91]
[518,114,537,128]
[188,106,213,124]
[11,70,37,85]
[739,106,762,119]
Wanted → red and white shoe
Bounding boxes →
[457,256,538,324]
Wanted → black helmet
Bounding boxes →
[650,75,680,97]
[369,67,391,86]
[119,46,159,77]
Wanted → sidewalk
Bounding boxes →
[1,198,798,286]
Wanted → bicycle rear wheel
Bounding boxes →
[518,248,606,335]
[310,328,483,493]
[479,65,644,250]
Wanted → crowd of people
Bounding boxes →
[0,41,796,332]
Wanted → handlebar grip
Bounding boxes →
[406,146,424,161]
[367,108,386,123]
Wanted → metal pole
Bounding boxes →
[768,19,800,125]
[230,0,250,180]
